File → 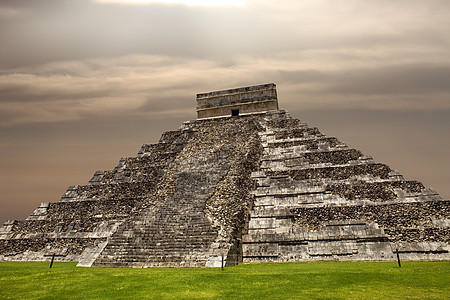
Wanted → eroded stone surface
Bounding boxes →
[242,111,449,262]
[196,83,278,119]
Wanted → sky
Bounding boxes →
[1,0,449,224]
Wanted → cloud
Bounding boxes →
[0,55,235,127]
[278,63,450,95]
[95,0,246,7]
[1,52,450,128]
[1,0,449,69]
[1,0,450,126]
[326,64,450,95]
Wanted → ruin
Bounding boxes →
[1,83,449,267]
[196,83,278,119]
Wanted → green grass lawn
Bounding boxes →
[0,261,449,299]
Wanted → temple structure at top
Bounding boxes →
[196,83,279,119]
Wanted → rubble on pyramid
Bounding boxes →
[1,83,449,267]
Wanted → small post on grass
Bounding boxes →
[396,248,401,268]
[221,255,224,271]
[49,253,56,268]
[44,253,66,268]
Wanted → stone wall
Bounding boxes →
[196,83,279,119]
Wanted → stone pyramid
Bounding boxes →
[1,83,449,267]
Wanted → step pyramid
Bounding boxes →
[1,83,449,267]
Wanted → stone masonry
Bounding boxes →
[196,83,278,119]
[243,111,448,262]
[1,83,449,266]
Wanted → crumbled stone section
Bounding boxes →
[203,117,263,266]
[93,116,263,267]
[242,110,449,262]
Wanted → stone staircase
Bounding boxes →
[93,208,218,267]
[92,153,227,267]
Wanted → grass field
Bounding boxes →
[0,261,449,299]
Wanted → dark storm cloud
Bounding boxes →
[140,96,192,113]
[0,81,115,103]
[2,57,450,127]
[328,64,450,95]
[279,64,450,95]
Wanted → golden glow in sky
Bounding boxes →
[96,0,246,6]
